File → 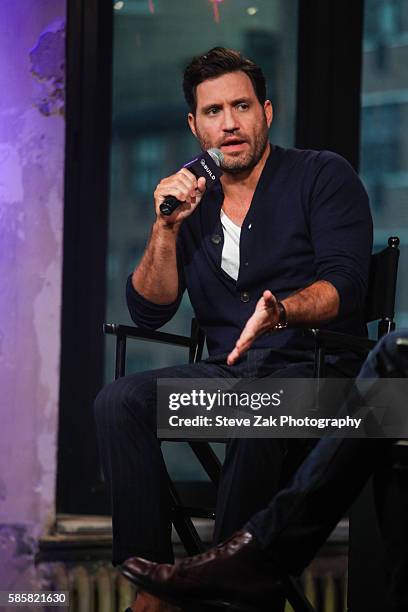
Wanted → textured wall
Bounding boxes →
[0,0,66,591]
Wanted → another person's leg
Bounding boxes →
[248,331,408,573]
[373,447,408,612]
[121,436,390,611]
[247,436,390,573]
[120,333,406,609]
[370,333,408,612]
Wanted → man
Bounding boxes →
[121,331,408,612]
[94,47,372,609]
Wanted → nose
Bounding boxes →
[222,107,239,132]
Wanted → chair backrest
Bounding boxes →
[364,236,400,338]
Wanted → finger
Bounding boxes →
[188,180,206,204]
[227,347,240,366]
[178,168,199,188]
[171,174,203,204]
[160,173,197,196]
[157,185,192,204]
[263,291,279,310]
[196,176,207,193]
[174,175,198,196]
[164,188,189,204]
[190,185,202,198]
[237,315,260,344]
[227,330,254,364]
[227,318,269,364]
[235,329,256,350]
[227,335,253,365]
[263,289,274,302]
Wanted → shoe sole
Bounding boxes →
[120,567,263,612]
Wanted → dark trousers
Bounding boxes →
[94,347,360,567]
[246,331,408,611]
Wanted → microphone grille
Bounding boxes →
[207,148,224,167]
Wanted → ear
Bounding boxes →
[188,112,197,137]
[264,100,273,128]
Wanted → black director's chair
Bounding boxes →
[308,236,400,376]
[104,236,400,612]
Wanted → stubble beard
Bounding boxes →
[195,119,269,175]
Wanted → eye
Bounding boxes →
[207,107,220,115]
[237,102,249,111]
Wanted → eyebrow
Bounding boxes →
[200,97,251,113]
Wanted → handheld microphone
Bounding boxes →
[160,148,224,216]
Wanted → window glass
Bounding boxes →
[361,0,408,330]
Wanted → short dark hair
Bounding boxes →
[183,47,267,114]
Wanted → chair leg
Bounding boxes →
[283,576,316,612]
[167,476,206,556]
[188,441,222,486]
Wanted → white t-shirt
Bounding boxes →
[220,209,241,281]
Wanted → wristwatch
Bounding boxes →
[274,301,288,329]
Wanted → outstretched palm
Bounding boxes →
[227,290,280,365]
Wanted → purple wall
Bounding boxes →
[0,0,66,592]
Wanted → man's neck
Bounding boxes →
[220,142,271,201]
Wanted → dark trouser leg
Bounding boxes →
[246,332,408,576]
[371,332,408,612]
[373,448,408,612]
[95,370,173,565]
[213,437,289,545]
[94,359,231,566]
[247,436,390,574]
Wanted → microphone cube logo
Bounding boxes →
[200,158,216,181]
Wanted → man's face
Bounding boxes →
[188,71,272,174]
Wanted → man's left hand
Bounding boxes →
[227,290,280,365]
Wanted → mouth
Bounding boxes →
[220,139,247,152]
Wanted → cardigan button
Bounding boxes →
[211,234,222,245]
[240,291,250,303]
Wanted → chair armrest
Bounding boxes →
[103,323,191,348]
[306,328,376,355]
[103,322,205,378]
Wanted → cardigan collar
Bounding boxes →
[202,143,284,232]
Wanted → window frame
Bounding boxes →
[58,0,365,514]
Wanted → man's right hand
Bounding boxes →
[154,169,207,226]
[132,169,206,305]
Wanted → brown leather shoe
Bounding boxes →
[125,591,181,611]
[120,531,282,611]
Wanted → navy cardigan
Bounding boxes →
[127,145,373,357]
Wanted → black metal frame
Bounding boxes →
[104,319,316,611]
[57,0,113,514]
[104,319,221,555]
[309,236,400,379]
